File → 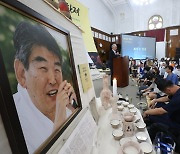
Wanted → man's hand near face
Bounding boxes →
[65,82,77,111]
[53,80,77,132]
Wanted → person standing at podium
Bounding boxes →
[109,44,120,85]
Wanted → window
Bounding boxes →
[148,15,163,30]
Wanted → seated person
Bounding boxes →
[143,79,180,153]
[143,67,165,99]
[139,76,155,96]
[137,62,144,78]
[143,79,180,132]
[137,66,151,87]
[165,65,178,85]
[131,60,138,78]
[147,78,165,99]
[159,61,166,77]
[138,71,154,96]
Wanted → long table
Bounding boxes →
[91,98,155,154]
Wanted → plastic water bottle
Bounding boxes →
[125,94,129,102]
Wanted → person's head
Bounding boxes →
[13,22,63,115]
[165,65,174,73]
[152,67,160,75]
[132,60,136,65]
[146,72,155,81]
[162,62,166,67]
[112,44,117,51]
[144,66,150,73]
[156,79,178,95]
[140,62,144,67]
[160,58,165,62]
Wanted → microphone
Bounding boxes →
[71,99,78,109]
[69,92,78,109]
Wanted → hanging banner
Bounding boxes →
[44,0,97,52]
[64,0,97,52]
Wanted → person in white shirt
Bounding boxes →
[13,22,77,153]
[159,61,166,77]
[173,65,180,77]
[137,62,144,78]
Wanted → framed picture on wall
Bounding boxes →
[0,0,82,153]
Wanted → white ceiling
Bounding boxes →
[100,0,130,15]
[101,0,157,10]
[100,0,130,17]
[100,0,156,19]
[108,0,128,5]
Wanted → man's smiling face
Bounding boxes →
[24,45,63,115]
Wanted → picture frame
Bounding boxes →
[0,0,82,153]
[88,52,103,69]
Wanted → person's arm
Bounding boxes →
[174,74,179,85]
[143,107,167,118]
[176,77,178,85]
[113,53,119,58]
[141,87,150,93]
[112,50,120,58]
[149,96,169,108]
[141,83,154,93]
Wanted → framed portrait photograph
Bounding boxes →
[0,0,82,153]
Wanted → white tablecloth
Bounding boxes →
[91,98,155,154]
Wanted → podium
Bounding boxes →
[113,56,129,87]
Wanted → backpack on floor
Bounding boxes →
[154,131,175,154]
